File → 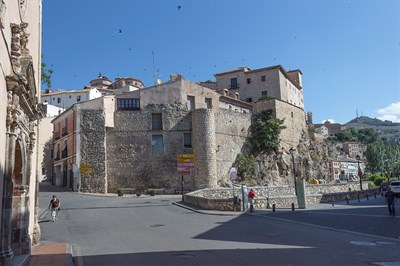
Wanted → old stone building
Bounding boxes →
[50,67,315,193]
[205,65,304,109]
[52,75,253,193]
[0,0,42,264]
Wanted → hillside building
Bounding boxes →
[209,65,304,109]
[50,71,308,193]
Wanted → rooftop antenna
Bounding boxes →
[152,50,159,85]
[356,108,359,118]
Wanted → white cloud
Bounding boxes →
[377,102,400,122]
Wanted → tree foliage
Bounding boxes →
[234,154,255,181]
[336,128,379,144]
[365,140,400,178]
[248,110,286,152]
[41,54,53,88]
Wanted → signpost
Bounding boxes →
[177,154,195,202]
[229,167,237,209]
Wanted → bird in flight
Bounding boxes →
[119,29,122,33]
[177,5,181,10]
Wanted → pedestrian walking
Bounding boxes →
[384,187,395,217]
[248,189,256,213]
[48,195,61,222]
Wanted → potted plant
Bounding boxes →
[117,188,124,197]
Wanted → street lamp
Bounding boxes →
[356,154,362,191]
[289,147,297,196]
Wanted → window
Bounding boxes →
[291,112,294,118]
[152,113,162,130]
[183,133,192,148]
[117,98,140,110]
[246,98,252,102]
[57,98,61,103]
[246,78,251,84]
[77,95,81,102]
[42,167,45,175]
[230,78,238,89]
[261,75,266,82]
[152,135,164,155]
[261,91,268,96]
[205,98,212,109]
[187,96,195,111]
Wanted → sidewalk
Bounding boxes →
[24,243,73,266]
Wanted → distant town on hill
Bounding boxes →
[345,116,400,142]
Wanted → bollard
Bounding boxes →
[346,196,349,205]
[267,198,270,209]
[374,192,376,199]
[366,193,369,200]
[291,202,295,211]
[272,203,276,212]
[331,196,335,207]
[357,195,360,202]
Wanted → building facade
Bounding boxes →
[329,158,364,182]
[51,75,254,193]
[41,87,102,109]
[0,0,42,264]
[213,65,304,109]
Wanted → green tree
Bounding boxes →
[41,54,53,88]
[235,154,255,181]
[248,110,286,152]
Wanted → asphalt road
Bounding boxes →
[38,182,400,266]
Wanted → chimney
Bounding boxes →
[235,92,239,99]
[170,73,181,81]
[223,89,228,96]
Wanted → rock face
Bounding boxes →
[243,130,330,187]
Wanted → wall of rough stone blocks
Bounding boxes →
[79,110,107,193]
[192,109,217,189]
[106,104,194,193]
[254,99,306,148]
[214,109,252,184]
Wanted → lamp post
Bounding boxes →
[289,147,297,196]
[356,154,362,191]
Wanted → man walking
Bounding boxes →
[49,195,61,222]
[384,187,395,216]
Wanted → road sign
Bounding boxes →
[177,154,195,175]
[80,164,94,174]
[229,167,237,180]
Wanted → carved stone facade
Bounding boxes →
[0,1,42,264]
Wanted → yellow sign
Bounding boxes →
[177,154,195,159]
[80,164,94,174]
[177,158,195,163]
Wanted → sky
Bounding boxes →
[42,0,400,124]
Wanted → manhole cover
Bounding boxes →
[172,253,197,260]
[350,241,376,246]
[150,224,165,228]
[376,241,397,245]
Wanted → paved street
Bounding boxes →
[38,183,400,266]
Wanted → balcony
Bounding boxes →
[62,127,68,136]
[54,132,60,140]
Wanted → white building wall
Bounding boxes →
[41,88,102,109]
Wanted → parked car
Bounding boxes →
[389,181,400,196]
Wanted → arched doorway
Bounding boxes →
[11,141,25,255]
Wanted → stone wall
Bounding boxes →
[253,99,306,148]
[106,104,194,193]
[184,182,375,211]
[192,109,217,189]
[214,109,252,186]
[80,110,107,193]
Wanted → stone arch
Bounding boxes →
[11,139,29,255]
